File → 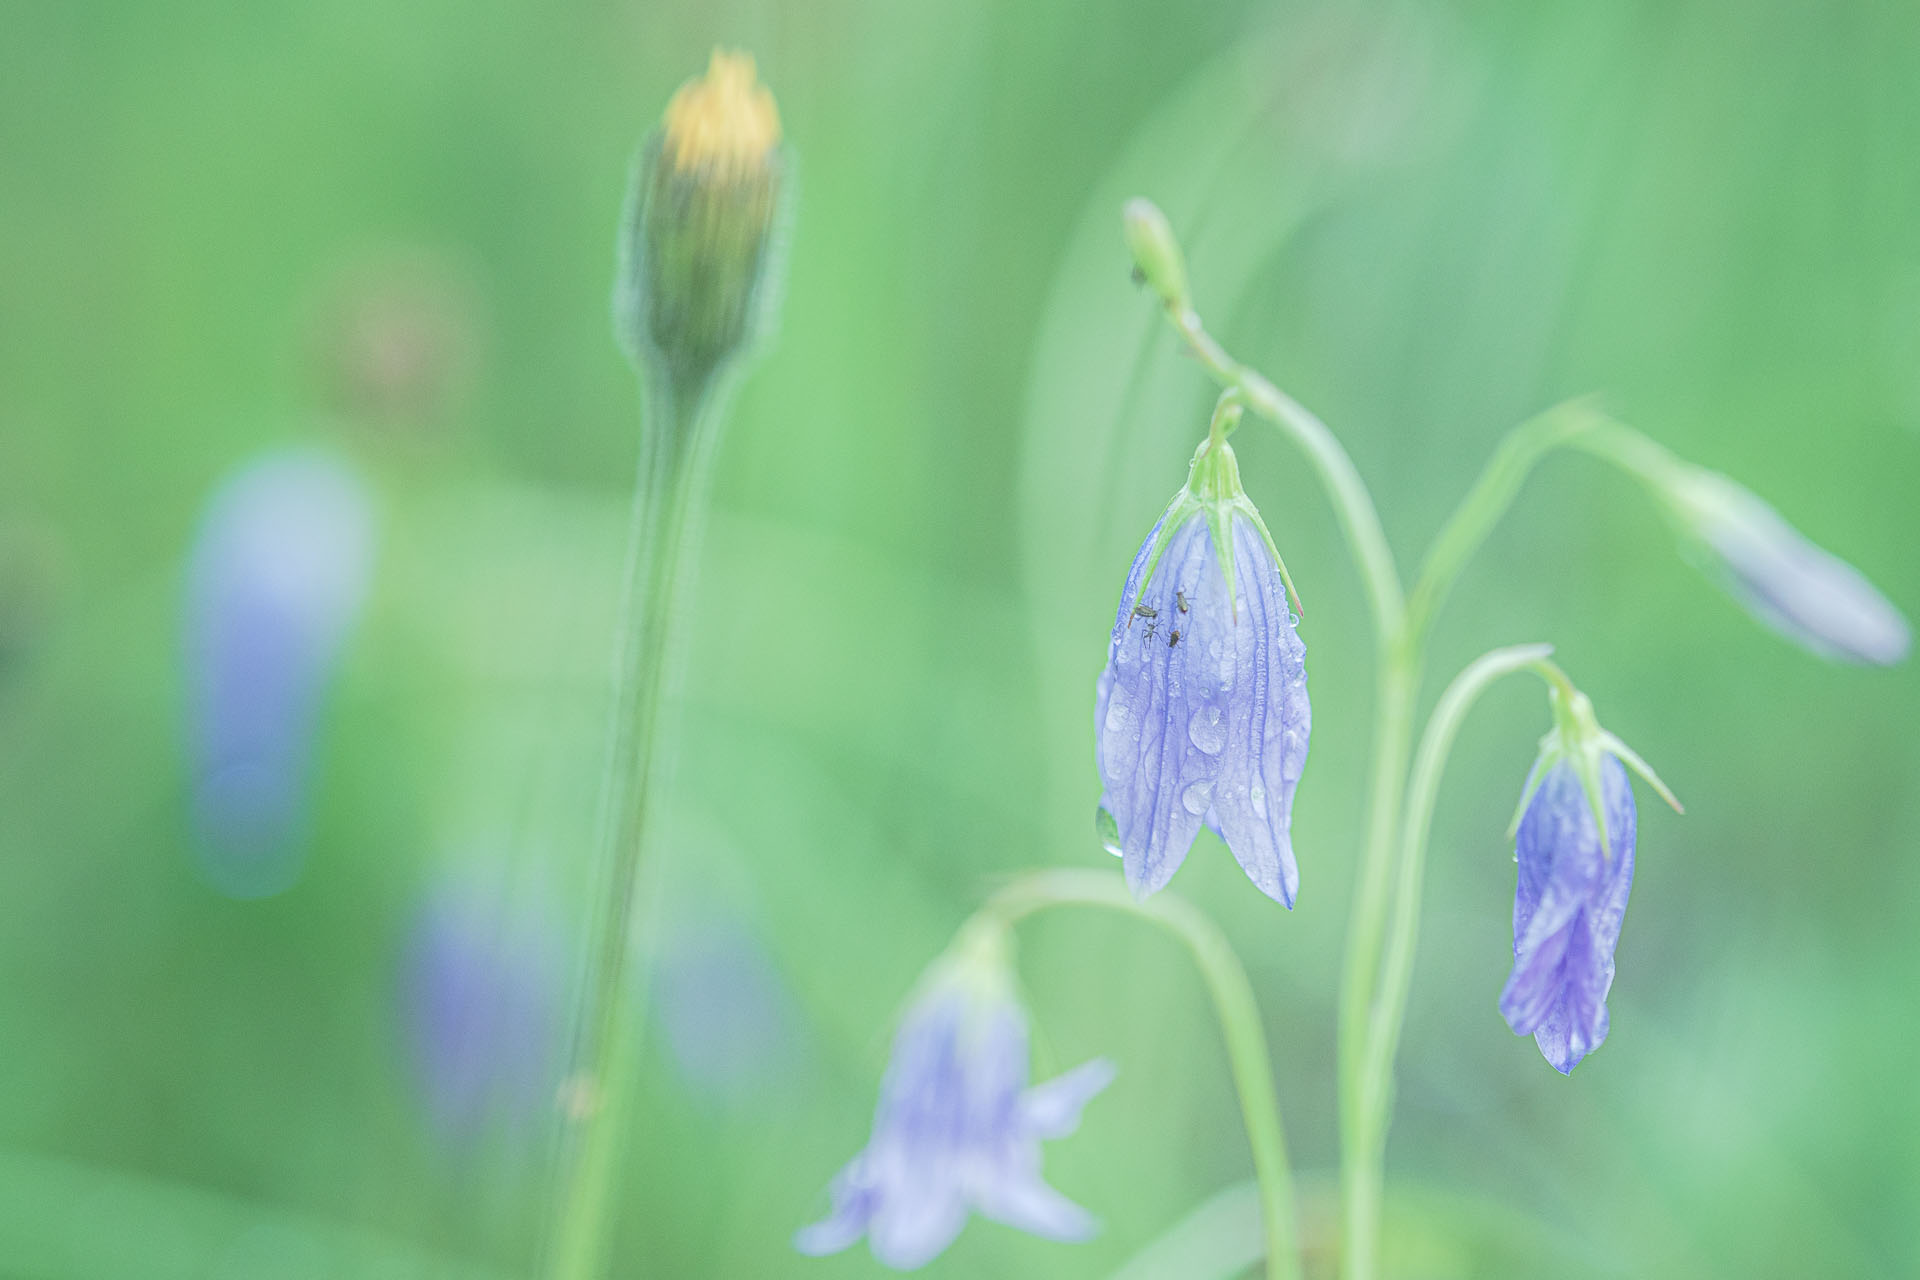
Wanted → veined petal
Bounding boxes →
[1499,911,1576,1035]
[1502,756,1637,1072]
[1203,512,1309,906]
[1096,514,1220,897]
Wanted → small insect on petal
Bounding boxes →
[1094,467,1310,906]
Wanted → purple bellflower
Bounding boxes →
[1500,684,1677,1074]
[796,922,1114,1270]
[183,447,376,898]
[1501,756,1635,1074]
[1095,437,1309,904]
[1664,466,1908,665]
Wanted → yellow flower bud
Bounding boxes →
[618,50,787,409]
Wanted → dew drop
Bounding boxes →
[1095,806,1122,858]
[1188,705,1227,754]
[1182,781,1214,816]
[1249,782,1269,820]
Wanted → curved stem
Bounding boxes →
[1405,400,1686,649]
[1353,644,1557,1175]
[1162,306,1405,644]
[1153,299,1408,1280]
[1404,401,1598,647]
[983,869,1302,1280]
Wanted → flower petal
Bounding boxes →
[794,1152,881,1256]
[973,1170,1100,1244]
[1204,513,1309,906]
[1019,1058,1115,1139]
[1096,515,1218,897]
[866,1174,970,1271]
[1503,756,1637,1071]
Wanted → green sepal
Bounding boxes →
[1545,684,1615,861]
[1130,437,1300,627]
[1599,731,1685,816]
[1523,674,1684,862]
[1505,737,1561,840]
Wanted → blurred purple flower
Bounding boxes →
[401,876,560,1136]
[1095,489,1310,905]
[1667,468,1909,665]
[796,934,1113,1269]
[1500,755,1637,1074]
[653,912,805,1104]
[183,448,375,897]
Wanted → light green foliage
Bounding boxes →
[1,1,1917,1278]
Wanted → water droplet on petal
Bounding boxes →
[1249,782,1268,820]
[1188,705,1227,754]
[1094,806,1122,858]
[1182,781,1213,816]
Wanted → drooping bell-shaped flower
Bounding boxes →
[183,447,376,898]
[1095,435,1309,904]
[796,921,1114,1270]
[1500,682,1676,1073]
[1661,465,1909,665]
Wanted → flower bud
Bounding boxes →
[1122,197,1189,311]
[1662,466,1909,665]
[617,51,786,407]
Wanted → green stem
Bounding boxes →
[1405,399,1685,648]
[982,870,1302,1280]
[541,376,730,1280]
[1155,301,1408,1280]
[1334,654,1413,1280]
[1353,645,1556,1186]
[1164,308,1405,642]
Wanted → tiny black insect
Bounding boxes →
[1167,628,1183,649]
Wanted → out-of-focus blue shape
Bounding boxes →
[400,871,561,1139]
[182,447,375,898]
[653,909,806,1105]
[796,925,1114,1269]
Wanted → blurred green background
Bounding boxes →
[3,0,1917,1277]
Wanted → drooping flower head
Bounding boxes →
[1500,681,1676,1073]
[1661,465,1909,665]
[183,447,376,898]
[1095,433,1310,905]
[796,919,1114,1270]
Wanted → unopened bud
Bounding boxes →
[618,50,786,407]
[1122,197,1189,310]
